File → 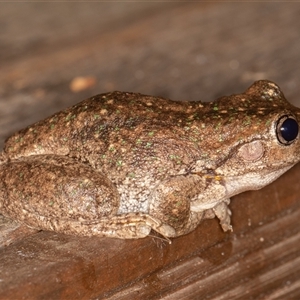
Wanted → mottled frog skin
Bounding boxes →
[0,80,300,240]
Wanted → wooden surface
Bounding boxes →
[1,2,300,299]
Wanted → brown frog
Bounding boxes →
[0,80,299,240]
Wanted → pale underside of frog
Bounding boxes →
[0,80,299,241]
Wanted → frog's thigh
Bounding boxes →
[212,200,233,232]
[0,155,120,225]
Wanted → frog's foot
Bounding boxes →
[81,212,176,240]
[35,212,176,240]
[213,199,233,232]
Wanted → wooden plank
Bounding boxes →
[1,2,300,299]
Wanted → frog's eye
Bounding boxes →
[276,115,299,145]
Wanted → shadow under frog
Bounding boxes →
[0,80,300,241]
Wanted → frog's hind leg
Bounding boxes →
[0,155,175,240]
[32,212,176,240]
[82,212,176,239]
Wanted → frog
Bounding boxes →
[0,80,299,241]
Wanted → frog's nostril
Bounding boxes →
[276,115,299,145]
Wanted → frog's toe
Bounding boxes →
[154,223,176,238]
[220,223,233,232]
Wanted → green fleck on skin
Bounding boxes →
[169,154,182,164]
[65,115,72,121]
[215,122,222,131]
[265,119,272,126]
[243,117,252,126]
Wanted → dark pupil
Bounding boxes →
[280,118,299,142]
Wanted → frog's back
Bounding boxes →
[2,91,203,161]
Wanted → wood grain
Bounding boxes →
[0,3,300,299]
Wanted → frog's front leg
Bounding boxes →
[149,173,234,236]
[0,155,174,239]
[149,174,207,237]
[202,199,233,232]
[212,199,233,232]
